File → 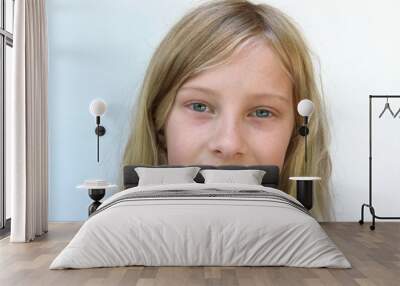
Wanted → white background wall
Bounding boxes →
[46,0,400,221]
[262,0,400,220]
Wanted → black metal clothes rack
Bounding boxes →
[359,95,400,230]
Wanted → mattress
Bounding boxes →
[49,183,351,269]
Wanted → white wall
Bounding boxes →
[258,0,400,221]
[46,0,400,221]
[191,0,400,221]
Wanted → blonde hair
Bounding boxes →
[122,0,334,221]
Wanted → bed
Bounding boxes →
[49,165,351,269]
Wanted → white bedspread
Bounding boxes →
[49,183,351,269]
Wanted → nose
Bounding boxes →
[208,115,247,162]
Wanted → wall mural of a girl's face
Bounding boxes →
[164,38,295,171]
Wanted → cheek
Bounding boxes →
[248,119,294,166]
[164,108,211,164]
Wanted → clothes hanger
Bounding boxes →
[394,106,400,118]
[379,97,395,118]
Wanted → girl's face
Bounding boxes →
[163,38,295,171]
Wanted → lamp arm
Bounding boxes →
[96,116,100,162]
[97,126,100,162]
[305,129,307,164]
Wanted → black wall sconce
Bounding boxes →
[89,99,107,162]
[297,99,314,167]
[289,99,321,211]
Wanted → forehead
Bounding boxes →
[179,37,293,103]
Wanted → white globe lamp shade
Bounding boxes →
[89,99,107,117]
[297,99,314,117]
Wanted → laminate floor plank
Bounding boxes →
[0,222,399,286]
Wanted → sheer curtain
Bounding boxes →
[8,0,48,242]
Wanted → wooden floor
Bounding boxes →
[0,222,399,286]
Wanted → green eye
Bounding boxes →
[252,108,272,118]
[190,102,208,112]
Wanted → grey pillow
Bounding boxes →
[200,169,266,185]
[135,166,201,186]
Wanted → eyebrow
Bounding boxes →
[179,86,290,103]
